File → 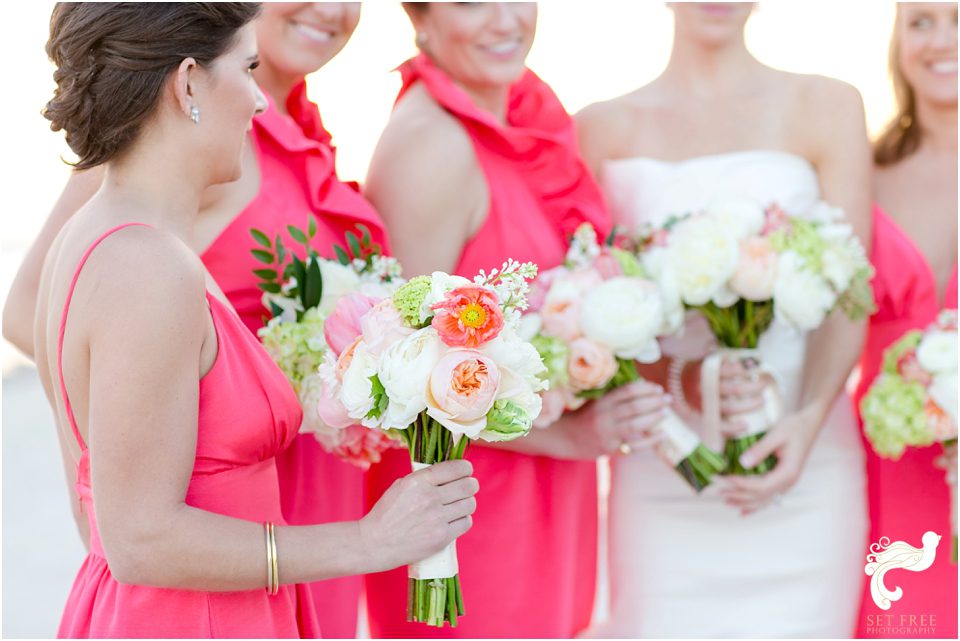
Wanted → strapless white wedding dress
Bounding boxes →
[590,151,868,638]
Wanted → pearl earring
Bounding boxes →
[190,106,200,124]
[416,31,428,47]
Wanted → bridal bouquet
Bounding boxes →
[317,259,545,627]
[637,200,875,474]
[861,310,958,561]
[251,219,403,468]
[523,223,726,491]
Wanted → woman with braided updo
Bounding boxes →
[31,4,477,637]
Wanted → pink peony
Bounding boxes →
[328,425,400,470]
[567,337,618,392]
[361,299,415,357]
[426,349,501,438]
[528,266,568,313]
[324,293,379,357]
[593,251,623,280]
[431,286,504,348]
[540,270,603,342]
[730,236,778,301]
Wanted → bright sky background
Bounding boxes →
[0,1,900,368]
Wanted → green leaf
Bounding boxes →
[365,374,390,421]
[257,282,282,294]
[293,257,307,305]
[369,242,383,257]
[307,216,317,239]
[346,231,362,259]
[287,225,308,245]
[358,223,372,246]
[283,263,296,280]
[275,235,287,265]
[252,249,274,265]
[605,226,617,247]
[334,245,351,266]
[253,268,278,280]
[303,257,323,310]
[269,301,285,318]
[250,228,272,249]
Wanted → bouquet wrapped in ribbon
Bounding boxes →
[251,219,403,468]
[524,223,726,491]
[317,259,545,626]
[637,200,875,474]
[861,310,958,561]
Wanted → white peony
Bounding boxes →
[704,199,766,240]
[917,330,959,374]
[340,342,379,426]
[805,201,845,225]
[317,260,362,316]
[377,328,444,429]
[642,247,685,334]
[929,372,959,430]
[666,215,740,307]
[773,251,837,331]
[580,276,665,362]
[517,312,543,342]
[480,328,548,392]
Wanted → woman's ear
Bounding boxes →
[173,57,199,123]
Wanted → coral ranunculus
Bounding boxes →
[430,286,504,348]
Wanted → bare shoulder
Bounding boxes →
[576,83,665,168]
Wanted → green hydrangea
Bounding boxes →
[861,373,934,459]
[257,306,327,393]
[769,219,825,272]
[609,247,646,278]
[530,333,570,388]
[482,399,532,442]
[392,275,432,328]
[881,331,923,375]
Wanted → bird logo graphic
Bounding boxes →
[865,531,941,610]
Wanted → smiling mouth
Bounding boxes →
[292,22,335,44]
[928,60,959,75]
[480,39,522,57]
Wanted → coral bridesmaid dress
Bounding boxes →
[57,223,321,638]
[363,53,610,639]
[201,82,388,638]
[853,206,958,639]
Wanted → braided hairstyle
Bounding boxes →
[44,2,261,170]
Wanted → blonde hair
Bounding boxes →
[873,5,922,166]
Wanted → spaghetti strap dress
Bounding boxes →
[200,82,388,638]
[363,53,611,639]
[57,223,321,638]
[852,205,958,639]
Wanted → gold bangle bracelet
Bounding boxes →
[269,522,279,596]
[264,522,275,595]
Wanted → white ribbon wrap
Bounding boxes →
[700,348,783,451]
[653,408,701,466]
[408,461,459,580]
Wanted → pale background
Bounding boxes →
[1,1,898,637]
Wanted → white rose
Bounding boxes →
[377,328,444,429]
[917,330,959,374]
[317,260,361,316]
[340,342,379,426]
[581,276,665,362]
[704,199,766,240]
[930,372,959,430]
[666,215,740,306]
[420,272,472,323]
[481,328,548,392]
[773,251,836,331]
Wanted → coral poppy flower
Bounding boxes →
[431,286,504,348]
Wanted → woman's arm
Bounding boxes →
[3,167,103,358]
[722,78,872,513]
[82,229,476,590]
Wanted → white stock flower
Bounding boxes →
[773,251,836,331]
[666,216,740,306]
[580,276,665,362]
[340,342,379,426]
[377,328,444,429]
[917,330,959,374]
[704,199,766,240]
[317,260,362,315]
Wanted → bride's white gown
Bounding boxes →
[593,151,868,638]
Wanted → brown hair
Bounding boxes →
[873,6,921,166]
[44,2,261,170]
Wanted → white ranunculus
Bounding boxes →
[773,251,836,331]
[377,328,444,429]
[666,216,740,306]
[704,199,766,240]
[340,342,379,426]
[481,328,548,392]
[917,330,959,374]
[930,372,959,429]
[317,261,362,316]
[580,276,664,362]
[420,272,472,323]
